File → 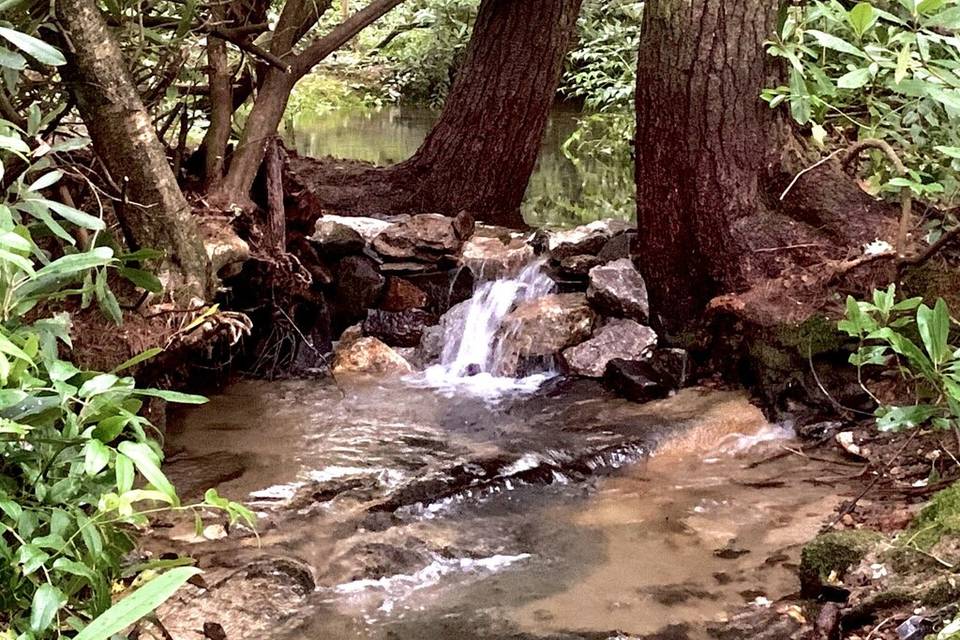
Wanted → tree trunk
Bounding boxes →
[204,3,233,189]
[56,0,211,298]
[634,0,780,330]
[388,0,584,227]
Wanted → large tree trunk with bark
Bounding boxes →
[635,0,779,329]
[387,0,584,227]
[634,0,896,334]
[56,0,211,298]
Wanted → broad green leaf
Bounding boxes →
[84,439,111,476]
[877,404,938,431]
[837,67,873,89]
[917,299,950,365]
[74,567,201,640]
[78,373,119,398]
[806,29,868,57]
[925,5,960,28]
[918,0,946,14]
[936,146,960,159]
[116,441,179,506]
[29,247,113,281]
[0,27,65,66]
[789,68,812,124]
[43,199,106,231]
[848,2,877,37]
[30,583,66,633]
[27,171,62,192]
[0,45,26,70]
[895,44,912,84]
[115,453,135,493]
[119,267,162,293]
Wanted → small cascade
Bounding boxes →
[418,260,556,395]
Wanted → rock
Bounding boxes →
[799,530,883,598]
[647,347,691,389]
[310,218,365,255]
[333,255,385,325]
[597,231,635,263]
[372,213,462,261]
[313,214,392,243]
[546,219,633,260]
[452,210,476,241]
[332,337,413,376]
[378,261,432,274]
[558,254,603,277]
[561,319,658,377]
[496,293,596,375]
[603,358,670,403]
[403,267,474,313]
[418,324,444,364]
[461,234,535,280]
[380,277,428,312]
[587,258,649,322]
[362,309,437,348]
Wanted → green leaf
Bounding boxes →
[917,299,951,365]
[78,373,119,398]
[27,171,62,192]
[837,67,873,89]
[925,5,960,28]
[116,441,179,506]
[115,453,134,493]
[96,268,123,325]
[30,583,66,633]
[111,347,163,374]
[895,44,912,84]
[0,27,66,66]
[936,146,960,159]
[74,567,202,640]
[84,439,111,476]
[806,29,868,57]
[42,199,106,231]
[848,2,877,37]
[119,267,162,294]
[135,388,208,404]
[788,68,812,125]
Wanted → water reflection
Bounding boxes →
[285,105,635,228]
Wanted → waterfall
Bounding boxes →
[417,260,556,395]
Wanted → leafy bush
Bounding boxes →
[839,285,960,432]
[0,27,251,639]
[764,0,960,207]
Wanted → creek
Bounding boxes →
[155,259,849,639]
[285,105,635,228]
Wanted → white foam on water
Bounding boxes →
[410,259,557,399]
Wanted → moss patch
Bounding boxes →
[904,481,960,550]
[799,530,883,596]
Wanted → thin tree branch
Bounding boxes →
[843,138,912,259]
[210,27,289,71]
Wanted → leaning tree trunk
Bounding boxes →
[56,0,211,298]
[634,0,780,330]
[388,0,584,227]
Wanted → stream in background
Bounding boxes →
[285,105,635,228]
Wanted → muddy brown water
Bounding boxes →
[156,378,848,640]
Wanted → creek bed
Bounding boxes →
[152,377,851,640]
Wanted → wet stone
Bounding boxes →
[363,309,438,348]
[562,319,658,378]
[603,358,670,403]
[461,234,535,280]
[332,336,413,376]
[380,277,429,312]
[587,258,650,322]
[333,255,385,324]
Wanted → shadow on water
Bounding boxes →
[285,105,635,228]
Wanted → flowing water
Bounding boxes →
[285,105,635,228]
[156,264,850,639]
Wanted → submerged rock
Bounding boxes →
[372,213,464,261]
[546,219,633,260]
[380,277,429,312]
[460,234,535,280]
[496,293,596,375]
[562,319,657,378]
[363,308,437,348]
[587,258,649,322]
[603,358,670,403]
[332,336,413,376]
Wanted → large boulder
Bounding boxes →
[561,319,657,378]
[332,255,385,325]
[587,258,649,322]
[546,219,633,260]
[332,337,413,376]
[380,277,428,312]
[496,293,596,375]
[460,234,534,280]
[362,309,437,348]
[372,214,465,262]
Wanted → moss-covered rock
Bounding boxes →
[799,530,884,596]
[904,481,960,550]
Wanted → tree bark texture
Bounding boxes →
[56,0,211,298]
[203,3,234,189]
[635,0,780,329]
[387,0,584,227]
